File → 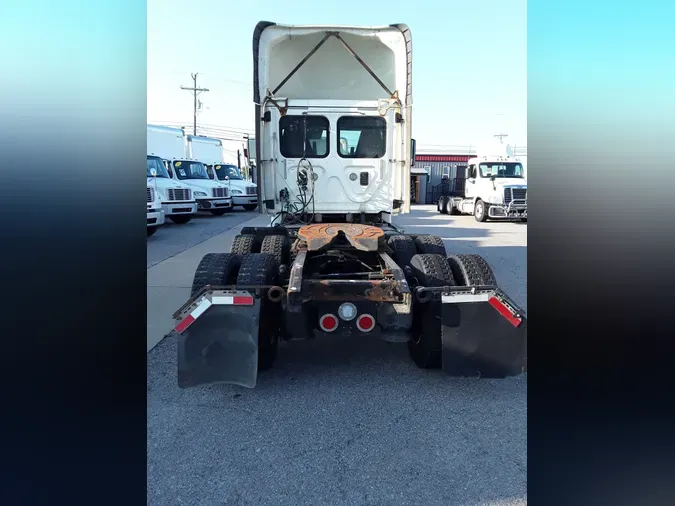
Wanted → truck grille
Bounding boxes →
[504,187,527,204]
[246,186,257,195]
[213,187,229,198]
[167,188,191,201]
[147,187,154,203]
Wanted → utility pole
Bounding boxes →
[494,133,509,144]
[180,73,209,136]
[237,149,241,169]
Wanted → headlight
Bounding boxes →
[194,191,207,197]
[232,189,243,195]
[488,195,500,204]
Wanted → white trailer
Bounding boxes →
[187,135,224,165]
[147,125,232,216]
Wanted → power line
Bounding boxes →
[179,73,209,136]
[154,120,254,137]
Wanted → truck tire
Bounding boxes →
[168,215,192,224]
[474,199,488,222]
[230,234,258,256]
[260,234,289,268]
[437,197,448,214]
[209,209,227,216]
[243,204,258,211]
[236,253,280,371]
[408,254,456,369]
[446,254,497,287]
[147,226,158,237]
[190,253,241,298]
[449,199,461,215]
[387,234,417,268]
[414,235,446,256]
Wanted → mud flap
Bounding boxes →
[441,290,527,378]
[174,291,261,389]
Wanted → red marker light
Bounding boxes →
[319,314,338,332]
[356,314,375,332]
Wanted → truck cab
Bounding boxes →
[441,155,527,222]
[254,24,413,224]
[147,155,198,225]
[164,158,233,216]
[206,163,258,211]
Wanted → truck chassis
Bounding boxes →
[173,222,527,388]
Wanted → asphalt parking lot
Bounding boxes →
[147,208,258,268]
[147,206,527,506]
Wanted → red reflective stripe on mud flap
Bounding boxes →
[488,296,522,328]
[175,298,212,334]
[175,315,195,334]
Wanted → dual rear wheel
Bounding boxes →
[191,233,288,372]
[191,231,502,375]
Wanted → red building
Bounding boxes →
[411,153,473,204]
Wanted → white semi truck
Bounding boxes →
[146,183,165,236]
[147,125,232,216]
[438,155,527,222]
[187,135,258,210]
[172,22,527,389]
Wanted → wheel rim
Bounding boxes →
[476,202,483,218]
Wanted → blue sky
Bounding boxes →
[147,0,526,152]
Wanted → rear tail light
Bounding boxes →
[356,314,375,333]
[319,314,338,332]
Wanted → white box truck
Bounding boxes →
[147,155,197,224]
[187,135,257,210]
[147,125,232,216]
[209,163,258,211]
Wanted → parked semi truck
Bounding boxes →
[172,22,527,388]
[147,125,233,216]
[437,155,527,222]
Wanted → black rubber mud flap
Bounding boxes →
[441,292,527,378]
[177,298,262,389]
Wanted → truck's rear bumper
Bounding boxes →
[162,202,197,216]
